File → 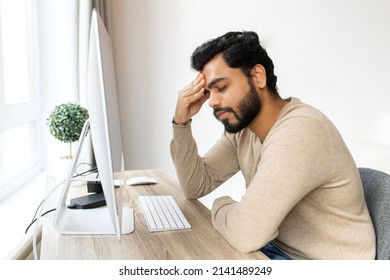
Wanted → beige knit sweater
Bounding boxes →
[170,97,375,259]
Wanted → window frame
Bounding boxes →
[0,0,42,200]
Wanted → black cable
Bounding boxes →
[26,166,98,234]
[75,163,98,177]
[30,198,45,223]
[25,208,56,233]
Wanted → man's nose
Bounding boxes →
[208,91,220,108]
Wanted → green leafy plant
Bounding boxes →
[47,102,89,159]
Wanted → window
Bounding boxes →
[0,0,41,200]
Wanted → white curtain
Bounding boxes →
[38,0,110,173]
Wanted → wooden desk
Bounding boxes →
[40,169,268,260]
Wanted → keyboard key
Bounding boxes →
[138,195,191,232]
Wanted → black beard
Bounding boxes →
[213,79,261,133]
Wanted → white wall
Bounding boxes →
[109,0,390,208]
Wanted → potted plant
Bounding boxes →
[47,102,89,159]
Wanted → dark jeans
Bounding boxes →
[260,242,292,260]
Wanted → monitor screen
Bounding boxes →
[53,9,134,236]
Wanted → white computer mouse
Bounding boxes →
[126,176,157,186]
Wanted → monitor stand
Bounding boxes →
[54,206,134,235]
[53,120,134,238]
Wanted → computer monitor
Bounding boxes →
[53,9,134,237]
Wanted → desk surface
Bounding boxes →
[40,169,267,260]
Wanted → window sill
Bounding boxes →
[0,173,47,259]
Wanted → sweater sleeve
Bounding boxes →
[211,116,336,253]
[170,122,240,199]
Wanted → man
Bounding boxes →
[170,31,375,260]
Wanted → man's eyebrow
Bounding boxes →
[206,77,228,89]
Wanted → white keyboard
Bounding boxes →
[138,195,191,232]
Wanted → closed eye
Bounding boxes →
[216,85,227,92]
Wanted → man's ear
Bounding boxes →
[251,64,267,89]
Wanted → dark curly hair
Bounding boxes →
[191,31,278,94]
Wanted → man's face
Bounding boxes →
[202,54,261,133]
